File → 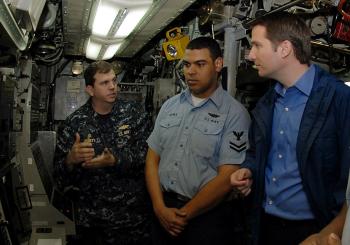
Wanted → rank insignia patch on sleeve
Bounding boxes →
[230,131,247,152]
[233,131,243,140]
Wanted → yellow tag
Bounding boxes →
[83,133,92,143]
[118,125,129,130]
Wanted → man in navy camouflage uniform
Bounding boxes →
[54,60,151,245]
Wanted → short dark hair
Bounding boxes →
[84,60,114,86]
[186,36,222,61]
[251,12,311,65]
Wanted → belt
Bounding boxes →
[262,212,316,227]
[163,191,191,202]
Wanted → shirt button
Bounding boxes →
[272,177,277,182]
[278,154,283,159]
[268,200,273,205]
[204,129,208,132]
[174,162,178,166]
[285,107,289,112]
[185,126,188,129]
[280,130,284,135]
[180,144,183,147]
[170,181,174,185]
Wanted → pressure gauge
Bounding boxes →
[310,16,328,35]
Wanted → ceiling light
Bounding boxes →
[92,1,119,37]
[103,43,122,60]
[71,61,84,75]
[86,0,152,60]
[86,38,102,60]
[86,37,123,60]
[114,7,149,38]
[0,0,29,50]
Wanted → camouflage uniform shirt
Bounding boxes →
[54,98,151,244]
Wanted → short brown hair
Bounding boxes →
[84,60,113,86]
[251,12,311,65]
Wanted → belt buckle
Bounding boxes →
[176,193,190,202]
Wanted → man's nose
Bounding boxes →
[110,81,117,88]
[247,49,255,61]
[186,65,196,75]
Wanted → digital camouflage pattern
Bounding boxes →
[54,98,152,244]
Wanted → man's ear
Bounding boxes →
[279,40,293,58]
[214,57,223,73]
[85,85,94,96]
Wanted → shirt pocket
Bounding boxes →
[192,115,225,158]
[159,115,182,146]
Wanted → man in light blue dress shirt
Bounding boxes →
[230,12,350,245]
[145,36,251,245]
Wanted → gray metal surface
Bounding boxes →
[37,131,56,183]
[54,75,89,121]
[62,0,92,56]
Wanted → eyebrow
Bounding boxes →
[183,59,208,64]
[99,76,117,83]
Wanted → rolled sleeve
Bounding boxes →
[147,131,162,155]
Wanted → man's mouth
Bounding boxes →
[187,80,198,85]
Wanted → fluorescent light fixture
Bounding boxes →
[115,7,149,38]
[346,82,350,87]
[92,0,119,37]
[0,0,29,50]
[86,38,102,60]
[103,43,122,60]
[86,0,152,60]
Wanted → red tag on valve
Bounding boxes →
[332,0,350,43]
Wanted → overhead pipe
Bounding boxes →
[243,0,304,28]
[255,0,266,17]
[41,3,59,29]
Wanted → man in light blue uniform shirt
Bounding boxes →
[145,36,251,245]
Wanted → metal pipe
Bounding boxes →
[41,3,59,29]
[224,27,239,96]
[311,40,350,56]
[243,0,304,28]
